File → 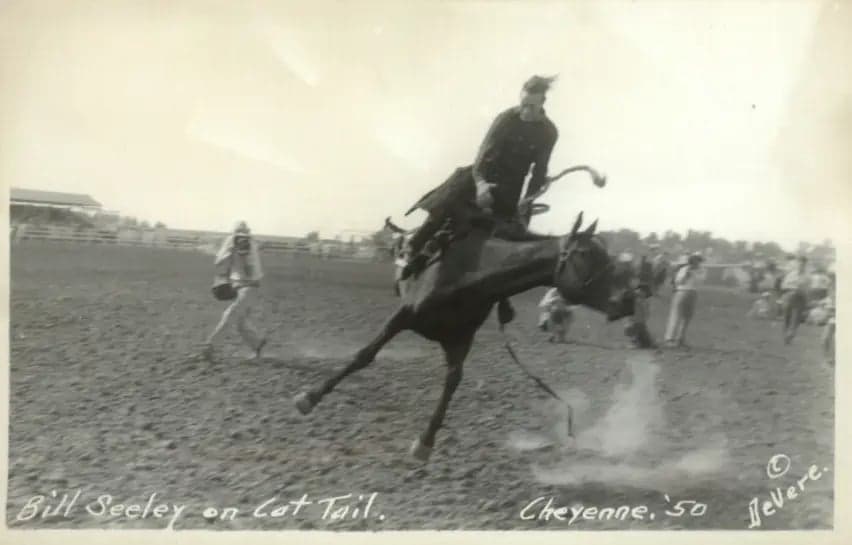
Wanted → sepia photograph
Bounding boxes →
[2,0,849,539]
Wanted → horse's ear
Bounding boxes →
[585,219,598,235]
[571,211,584,236]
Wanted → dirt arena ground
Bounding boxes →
[7,243,834,530]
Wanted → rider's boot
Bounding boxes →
[400,237,442,280]
[398,212,450,280]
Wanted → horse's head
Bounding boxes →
[554,212,635,321]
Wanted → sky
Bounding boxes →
[1,0,850,249]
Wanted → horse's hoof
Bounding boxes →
[294,392,315,415]
[410,439,433,462]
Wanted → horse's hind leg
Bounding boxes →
[294,308,409,415]
[410,335,473,462]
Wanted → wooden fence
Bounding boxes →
[10,224,391,262]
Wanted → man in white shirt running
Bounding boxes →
[202,221,267,361]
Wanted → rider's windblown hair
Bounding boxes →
[523,75,558,94]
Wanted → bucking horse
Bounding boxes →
[294,165,636,462]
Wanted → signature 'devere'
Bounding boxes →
[747,454,830,529]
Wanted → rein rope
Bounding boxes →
[498,325,574,437]
[495,234,612,435]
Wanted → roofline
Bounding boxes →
[11,199,103,209]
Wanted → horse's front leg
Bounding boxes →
[410,335,473,462]
[294,307,410,414]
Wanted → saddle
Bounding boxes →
[391,208,544,285]
[392,165,548,281]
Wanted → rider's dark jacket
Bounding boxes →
[472,106,559,219]
[403,106,559,257]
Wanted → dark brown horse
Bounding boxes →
[294,209,634,462]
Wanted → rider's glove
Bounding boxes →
[475,180,496,211]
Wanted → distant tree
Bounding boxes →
[304,230,320,242]
[120,216,138,228]
[140,220,151,229]
[708,237,734,262]
[643,232,659,246]
[753,241,784,259]
[607,228,641,253]
[684,229,713,253]
[810,239,835,265]
[154,221,167,229]
[662,230,682,248]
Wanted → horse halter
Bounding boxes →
[555,236,613,292]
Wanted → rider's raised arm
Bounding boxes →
[472,109,513,185]
[526,123,559,198]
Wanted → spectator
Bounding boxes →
[822,273,836,367]
[779,255,810,345]
[809,269,831,301]
[637,254,654,289]
[538,287,573,343]
[664,253,704,348]
[748,291,775,320]
[651,250,671,296]
[625,282,656,348]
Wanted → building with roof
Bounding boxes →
[11,188,103,211]
[10,187,123,230]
